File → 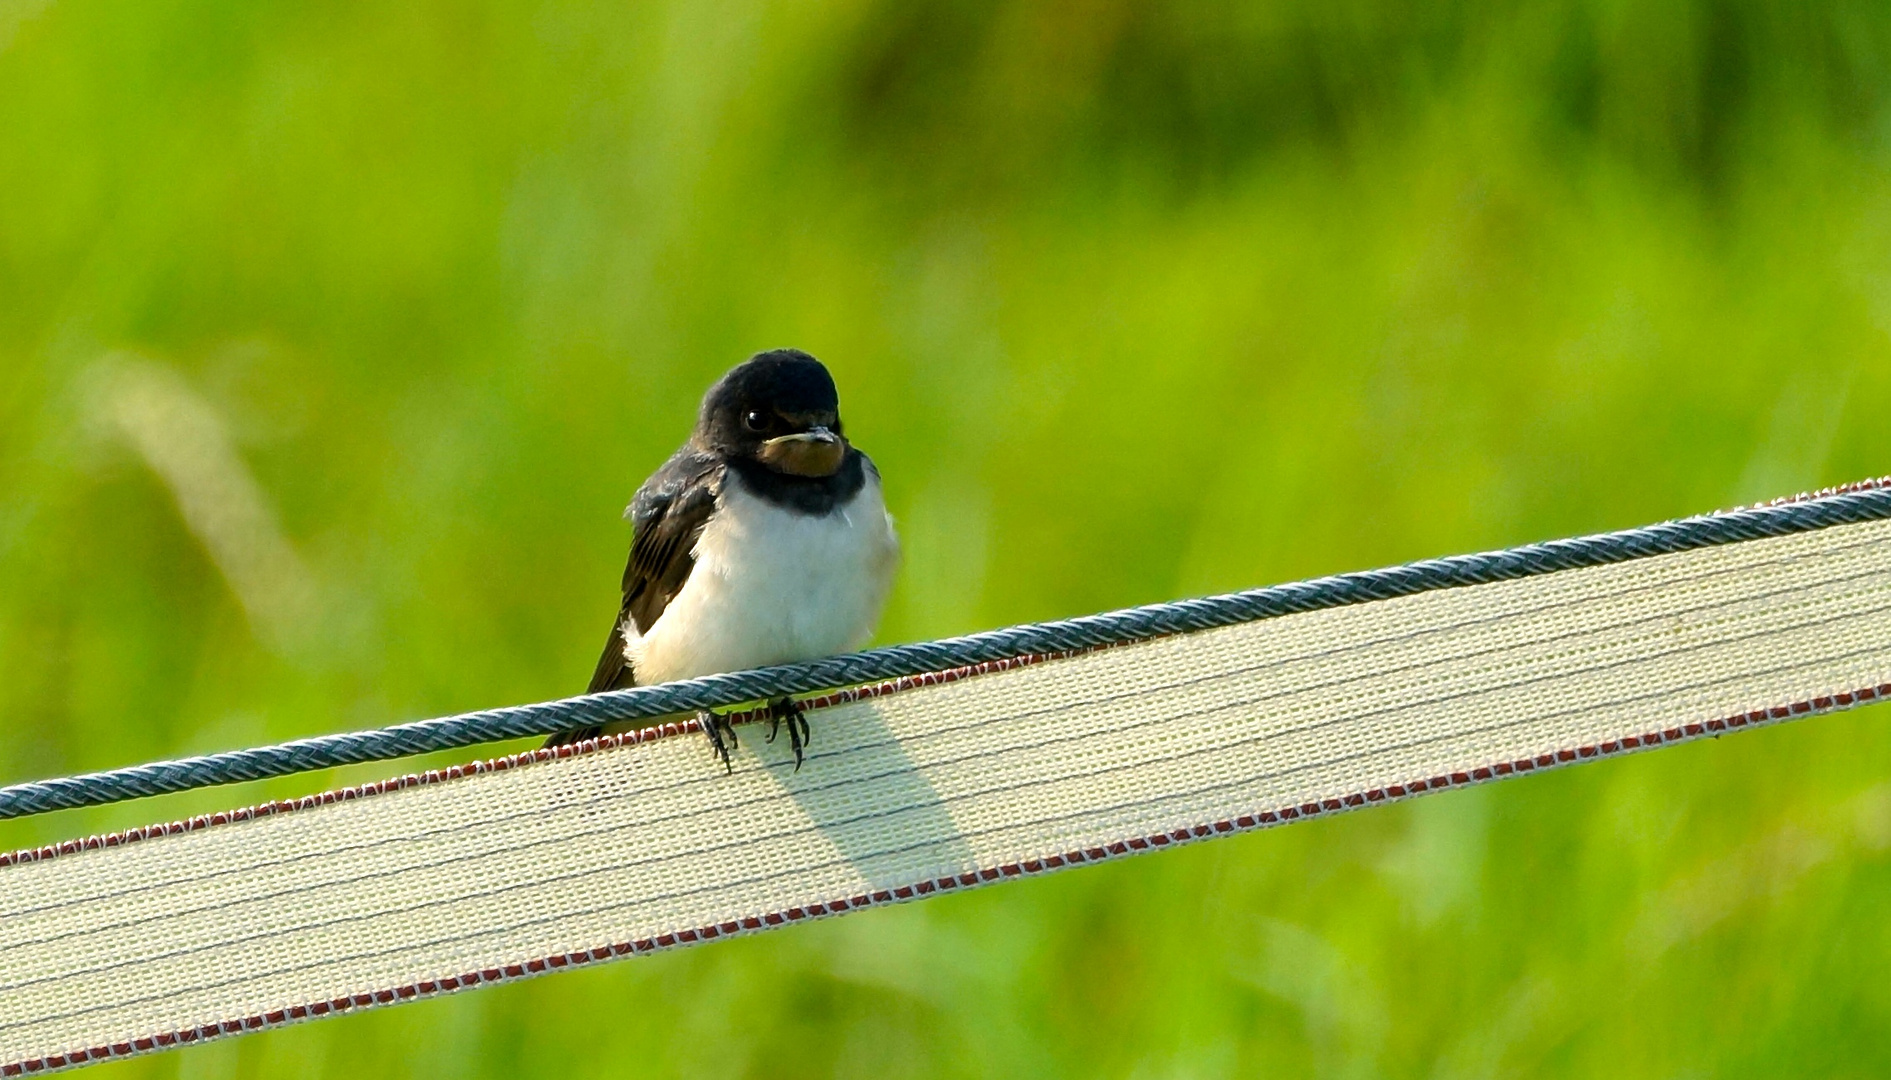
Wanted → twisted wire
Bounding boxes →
[4,482,1889,820]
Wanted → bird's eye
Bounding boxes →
[743,410,767,432]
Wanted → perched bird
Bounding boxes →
[547,349,900,769]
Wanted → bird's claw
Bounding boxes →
[764,696,810,771]
[698,709,737,773]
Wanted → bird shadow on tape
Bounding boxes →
[746,700,973,892]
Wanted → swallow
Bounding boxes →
[547,349,900,769]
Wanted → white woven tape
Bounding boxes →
[5,518,1891,1072]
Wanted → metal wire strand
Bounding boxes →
[3,481,1888,820]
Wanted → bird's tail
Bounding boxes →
[543,725,604,749]
[546,616,638,747]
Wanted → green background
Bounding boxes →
[5,0,1891,1075]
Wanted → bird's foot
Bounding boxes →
[763,696,810,771]
[698,709,738,773]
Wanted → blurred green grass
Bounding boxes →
[5,0,1891,1075]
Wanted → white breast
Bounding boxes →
[627,469,900,686]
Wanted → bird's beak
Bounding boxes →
[758,426,846,477]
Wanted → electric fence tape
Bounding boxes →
[4,478,1891,1074]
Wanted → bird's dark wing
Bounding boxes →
[583,449,724,694]
[550,451,723,748]
[583,612,639,695]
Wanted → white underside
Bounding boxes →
[627,469,900,686]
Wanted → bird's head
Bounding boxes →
[697,349,849,478]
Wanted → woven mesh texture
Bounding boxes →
[6,517,1891,1072]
